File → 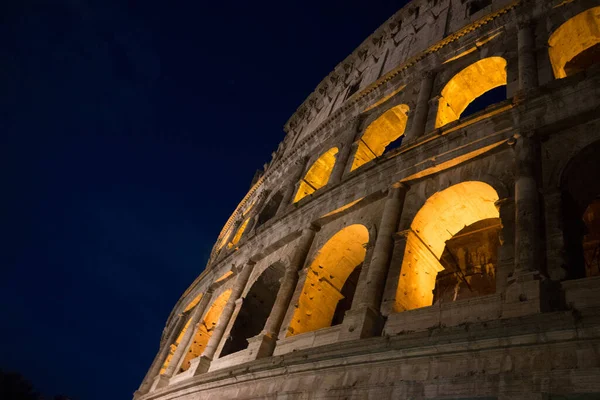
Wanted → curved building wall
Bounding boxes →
[135,0,600,399]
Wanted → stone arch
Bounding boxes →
[287,224,370,336]
[176,289,232,372]
[548,6,600,79]
[435,57,507,128]
[351,104,410,171]
[219,263,286,357]
[559,139,600,279]
[394,181,500,312]
[255,191,284,228]
[293,147,339,203]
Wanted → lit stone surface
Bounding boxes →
[134,0,600,399]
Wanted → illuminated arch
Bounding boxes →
[287,224,369,336]
[178,289,231,372]
[351,104,409,171]
[549,7,600,79]
[293,147,339,203]
[395,182,500,312]
[435,57,507,128]
[159,290,232,373]
[228,218,250,248]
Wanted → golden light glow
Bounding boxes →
[293,147,339,203]
[228,218,250,248]
[214,271,233,283]
[548,6,600,78]
[395,182,499,312]
[287,224,369,336]
[435,57,507,128]
[321,198,364,218]
[362,85,406,112]
[351,104,409,171]
[443,33,502,64]
[160,318,192,374]
[179,289,232,372]
[183,294,202,313]
[216,225,233,251]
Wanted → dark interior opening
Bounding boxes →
[331,264,362,326]
[461,85,506,119]
[561,139,600,280]
[468,0,491,16]
[219,264,284,357]
[433,218,501,304]
[383,135,404,154]
[564,43,600,77]
[256,191,283,229]
[345,81,361,100]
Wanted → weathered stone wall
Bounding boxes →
[136,0,600,398]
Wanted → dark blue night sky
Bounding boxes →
[1,1,407,399]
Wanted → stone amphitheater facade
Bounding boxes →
[135,0,600,399]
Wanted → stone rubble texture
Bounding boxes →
[135,0,600,398]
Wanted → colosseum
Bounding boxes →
[135,0,600,398]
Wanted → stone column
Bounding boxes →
[405,71,435,141]
[380,230,410,316]
[495,197,516,293]
[514,133,541,275]
[194,259,256,373]
[517,20,539,91]
[152,290,214,389]
[544,189,568,281]
[339,183,408,340]
[424,95,441,133]
[276,157,308,216]
[503,133,545,318]
[247,190,270,236]
[247,225,318,359]
[134,313,185,397]
[329,118,360,184]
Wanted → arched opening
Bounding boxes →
[548,7,600,79]
[219,263,285,357]
[395,182,500,312]
[561,140,600,279]
[287,224,369,336]
[178,289,232,372]
[293,147,339,203]
[228,218,250,248]
[255,191,284,228]
[435,57,507,128]
[351,104,409,171]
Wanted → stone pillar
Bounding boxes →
[329,118,360,184]
[380,230,410,316]
[517,20,539,91]
[247,225,318,359]
[405,71,435,141]
[276,158,308,216]
[247,190,270,236]
[495,197,516,293]
[424,95,441,133]
[544,189,568,281]
[194,259,256,374]
[503,133,545,318]
[339,183,408,340]
[134,313,185,397]
[152,290,214,389]
[514,133,541,275]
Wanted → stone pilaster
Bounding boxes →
[405,71,435,141]
[496,197,516,292]
[192,259,256,374]
[329,117,361,184]
[517,20,538,91]
[544,189,568,281]
[276,157,308,215]
[134,313,185,397]
[339,183,408,341]
[152,290,214,389]
[247,190,270,236]
[503,133,545,318]
[424,95,441,133]
[248,225,318,358]
[380,229,410,316]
